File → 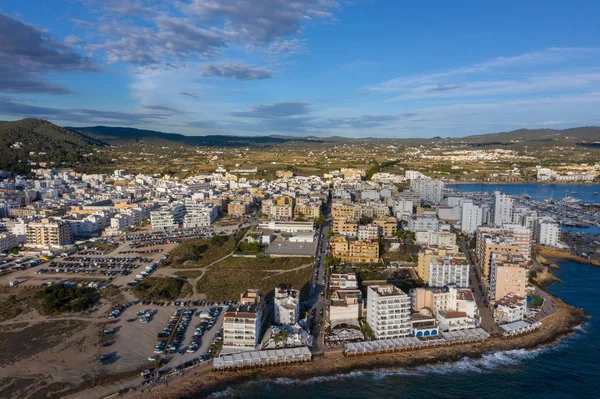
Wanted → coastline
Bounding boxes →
[446,181,598,186]
[537,247,600,268]
[132,294,587,399]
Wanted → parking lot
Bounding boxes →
[99,302,225,374]
[0,241,178,287]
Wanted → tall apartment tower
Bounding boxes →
[366,285,411,339]
[493,191,514,227]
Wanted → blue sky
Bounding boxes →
[2,0,600,137]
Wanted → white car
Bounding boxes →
[140,369,152,378]
[148,355,159,361]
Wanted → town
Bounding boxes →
[0,162,587,398]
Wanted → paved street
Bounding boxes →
[460,239,499,334]
[308,190,331,352]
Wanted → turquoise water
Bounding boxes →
[203,184,600,399]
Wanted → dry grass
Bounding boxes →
[196,267,312,301]
[211,256,312,271]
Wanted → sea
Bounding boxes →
[207,184,600,399]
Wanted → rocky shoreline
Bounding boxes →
[132,294,587,399]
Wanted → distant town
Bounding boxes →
[0,159,595,398]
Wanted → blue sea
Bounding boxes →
[448,183,600,234]
[208,184,600,399]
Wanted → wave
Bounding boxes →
[208,327,588,398]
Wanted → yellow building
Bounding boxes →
[490,253,529,301]
[417,245,460,283]
[340,168,366,179]
[276,170,294,178]
[332,218,358,236]
[476,234,521,280]
[332,204,356,220]
[373,217,398,236]
[228,201,248,217]
[262,195,294,220]
[331,235,381,264]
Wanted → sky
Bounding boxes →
[2,0,600,138]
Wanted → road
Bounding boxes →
[459,239,499,334]
[308,190,331,352]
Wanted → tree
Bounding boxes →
[359,216,373,225]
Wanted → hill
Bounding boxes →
[68,126,327,148]
[68,124,600,149]
[457,127,600,144]
[0,119,108,174]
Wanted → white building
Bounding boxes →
[257,221,314,233]
[493,191,514,227]
[536,218,561,247]
[411,285,478,319]
[358,224,380,240]
[415,230,456,247]
[366,285,411,339]
[330,273,358,290]
[461,201,483,236]
[407,216,439,232]
[393,198,414,220]
[150,203,186,230]
[494,294,527,323]
[0,233,22,252]
[274,287,300,326]
[329,290,362,323]
[429,256,470,288]
[183,200,218,228]
[411,178,444,204]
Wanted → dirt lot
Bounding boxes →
[0,312,104,399]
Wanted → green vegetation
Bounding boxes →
[366,160,401,180]
[0,118,108,173]
[359,216,373,225]
[212,256,312,271]
[33,285,100,314]
[236,240,263,254]
[133,277,191,301]
[361,321,375,341]
[529,293,544,308]
[0,295,27,321]
[196,267,312,301]
[100,284,124,304]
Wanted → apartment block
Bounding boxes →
[261,195,294,220]
[411,285,478,319]
[25,218,73,249]
[228,201,249,217]
[429,256,470,288]
[366,285,411,339]
[274,287,300,326]
[494,294,527,323]
[358,224,380,240]
[330,289,362,323]
[332,218,358,237]
[329,273,358,290]
[331,235,381,264]
[416,245,459,283]
[373,217,398,236]
[490,253,529,301]
[223,289,264,352]
[150,203,185,230]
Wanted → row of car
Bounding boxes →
[134,300,236,308]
